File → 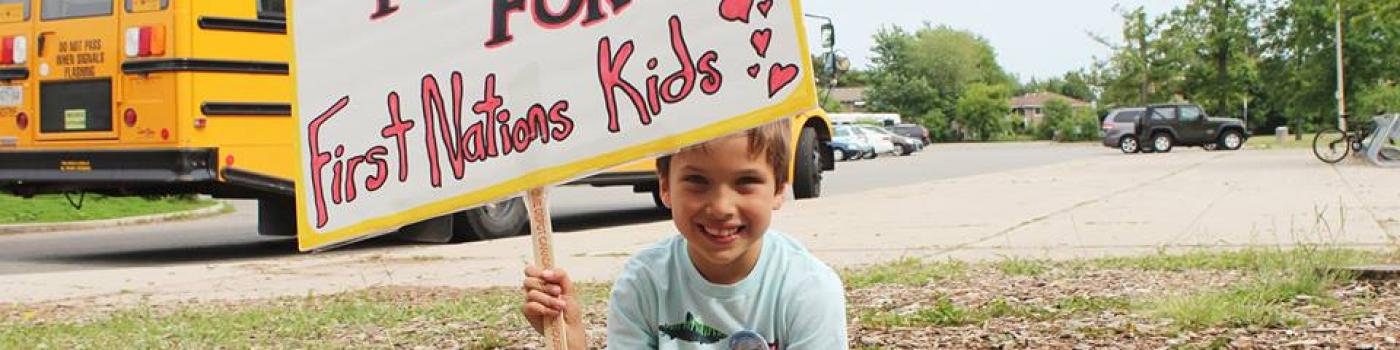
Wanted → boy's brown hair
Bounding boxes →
[656,119,792,191]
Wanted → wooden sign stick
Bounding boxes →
[526,187,569,350]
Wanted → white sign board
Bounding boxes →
[292,0,818,250]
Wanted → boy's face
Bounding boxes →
[659,135,786,275]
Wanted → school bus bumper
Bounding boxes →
[0,148,218,195]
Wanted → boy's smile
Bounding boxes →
[659,134,786,285]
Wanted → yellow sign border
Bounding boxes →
[290,0,819,251]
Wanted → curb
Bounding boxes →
[0,202,233,235]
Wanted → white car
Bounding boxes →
[853,125,898,157]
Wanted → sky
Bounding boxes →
[801,0,1188,82]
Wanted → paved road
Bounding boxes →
[0,142,1102,276]
[5,146,1395,305]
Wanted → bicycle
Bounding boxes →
[1312,115,1372,164]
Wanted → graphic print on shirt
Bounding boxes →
[728,330,779,350]
[658,312,729,344]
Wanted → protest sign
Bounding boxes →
[292,0,818,251]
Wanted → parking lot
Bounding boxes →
[2,143,1395,305]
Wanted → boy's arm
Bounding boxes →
[783,271,849,349]
[604,261,659,349]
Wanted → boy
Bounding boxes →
[521,119,848,349]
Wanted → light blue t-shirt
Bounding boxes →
[605,230,848,349]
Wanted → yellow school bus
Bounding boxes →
[0,0,833,243]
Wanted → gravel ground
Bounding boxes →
[4,263,1397,349]
[842,267,1399,349]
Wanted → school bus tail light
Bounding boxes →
[0,36,24,65]
[15,112,28,130]
[123,108,138,127]
[1,36,24,65]
[124,26,166,58]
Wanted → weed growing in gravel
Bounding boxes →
[1085,247,1377,272]
[841,257,967,289]
[979,297,1055,320]
[859,297,976,328]
[995,257,1050,276]
[1141,247,1368,330]
[1054,295,1131,314]
[0,285,611,349]
[859,295,1132,329]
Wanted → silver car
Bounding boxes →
[1101,108,1146,153]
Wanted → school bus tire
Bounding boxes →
[792,127,822,199]
[453,197,529,241]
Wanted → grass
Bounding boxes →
[1246,132,1316,150]
[1134,247,1370,330]
[853,246,1385,331]
[0,193,218,224]
[995,257,1051,276]
[1,247,1389,347]
[1080,247,1380,272]
[840,257,967,289]
[0,285,610,349]
[858,294,1132,328]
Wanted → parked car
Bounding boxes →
[1101,107,1146,153]
[855,125,903,157]
[890,124,931,145]
[865,126,921,156]
[1135,103,1249,153]
[832,125,874,161]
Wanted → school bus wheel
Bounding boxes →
[792,127,822,199]
[452,197,529,241]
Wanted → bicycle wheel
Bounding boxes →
[1313,128,1349,164]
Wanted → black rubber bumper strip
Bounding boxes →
[123,59,289,75]
[0,148,217,183]
[202,102,292,116]
[222,167,295,196]
[0,67,28,80]
[198,16,287,34]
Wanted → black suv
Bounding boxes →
[1135,103,1249,153]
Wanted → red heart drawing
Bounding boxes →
[719,0,753,23]
[748,64,761,78]
[757,0,773,17]
[750,28,772,58]
[768,63,799,98]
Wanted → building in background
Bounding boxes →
[1009,92,1091,129]
[830,87,869,112]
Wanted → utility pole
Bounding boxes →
[804,14,838,105]
[1136,11,1151,106]
[1335,1,1348,132]
[1243,95,1250,129]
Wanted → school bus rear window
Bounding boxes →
[0,0,28,22]
[257,0,284,20]
[42,0,110,20]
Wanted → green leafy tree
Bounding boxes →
[1037,98,1074,140]
[1356,81,1400,117]
[865,24,1013,141]
[1157,0,1263,117]
[1259,0,1400,132]
[1055,108,1104,142]
[1093,6,1176,109]
[955,83,1012,141]
[1021,70,1097,102]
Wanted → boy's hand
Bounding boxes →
[521,266,586,349]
